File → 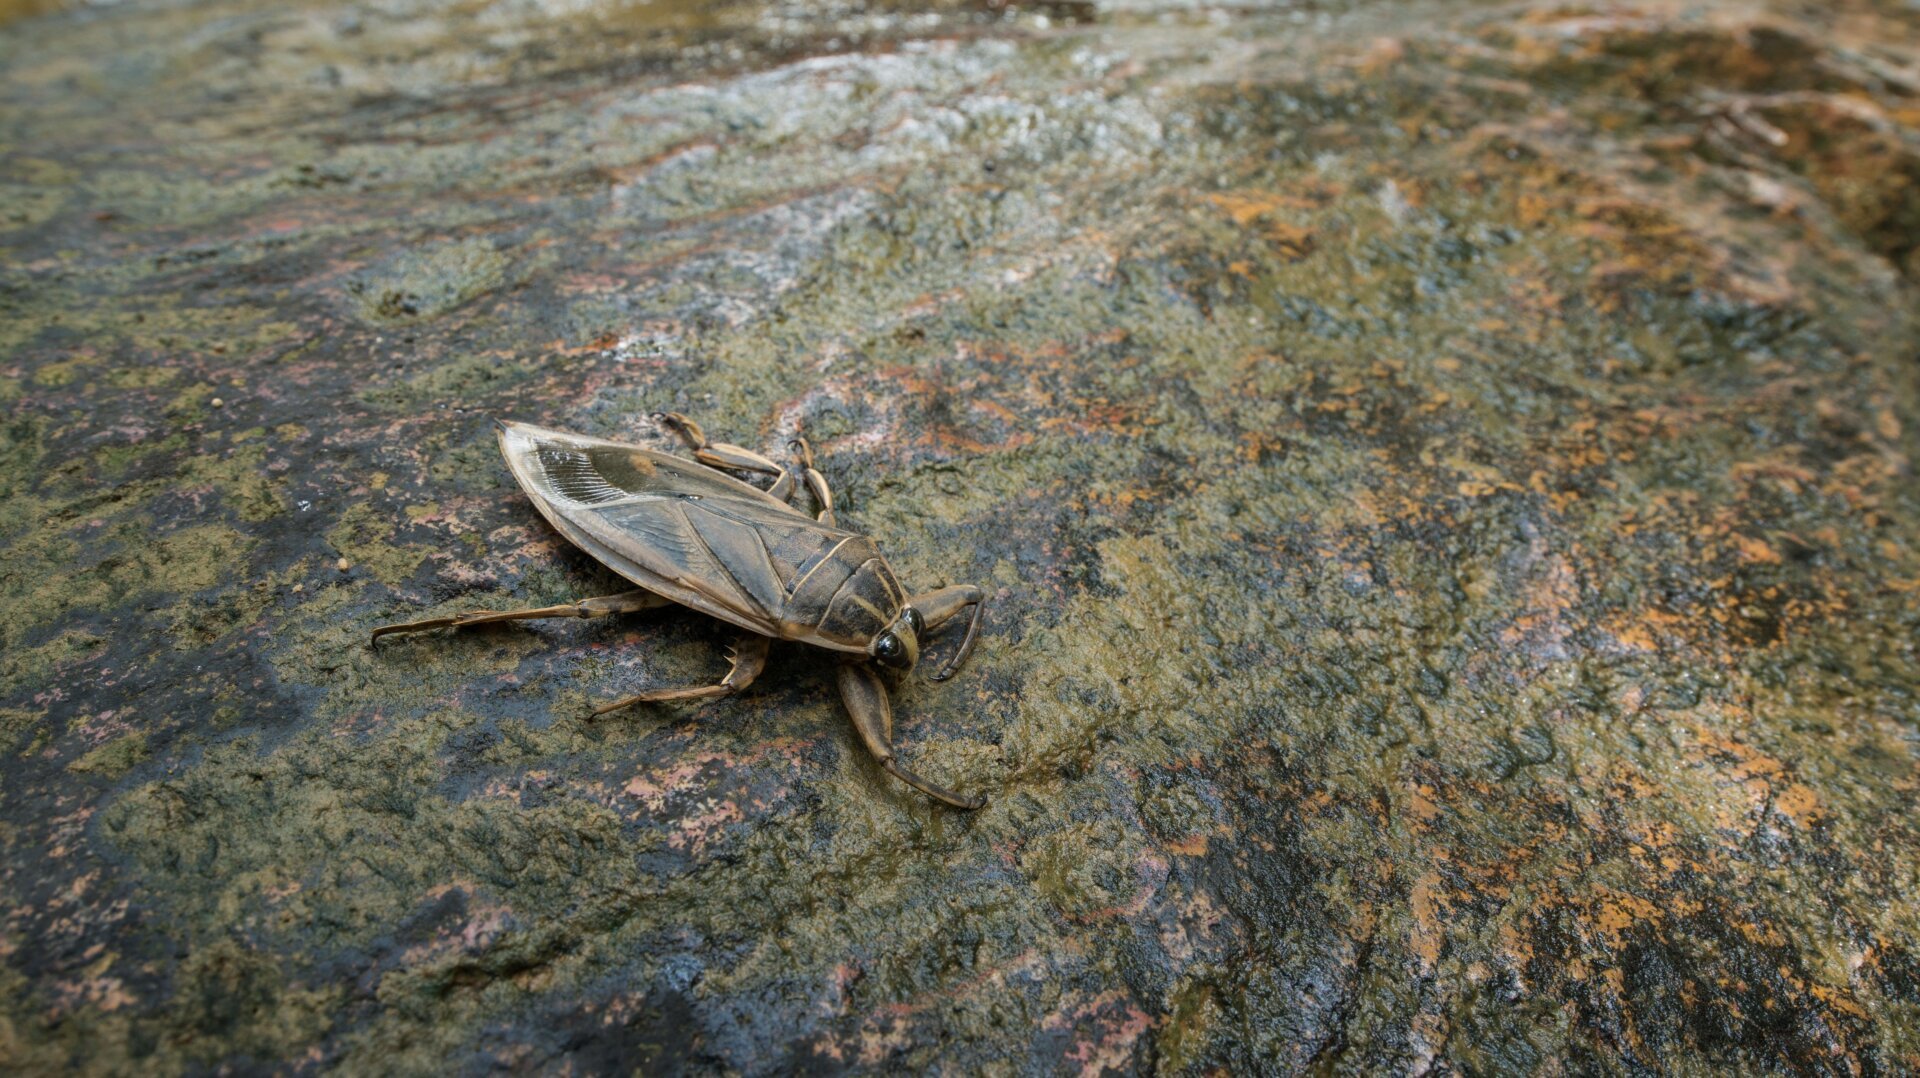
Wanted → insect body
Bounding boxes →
[371,414,988,809]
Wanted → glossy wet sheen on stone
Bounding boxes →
[2,0,1918,1072]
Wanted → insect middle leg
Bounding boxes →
[369,589,670,644]
[653,412,794,501]
[904,585,985,681]
[788,437,834,526]
[837,662,985,810]
[592,632,770,715]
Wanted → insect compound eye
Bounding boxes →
[905,607,925,635]
[873,632,909,669]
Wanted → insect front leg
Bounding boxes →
[592,631,770,714]
[370,588,670,645]
[653,411,795,501]
[837,662,986,810]
[904,584,985,681]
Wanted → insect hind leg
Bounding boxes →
[369,589,668,645]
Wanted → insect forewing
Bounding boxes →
[495,420,860,646]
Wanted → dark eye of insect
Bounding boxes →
[906,608,925,635]
[875,633,902,659]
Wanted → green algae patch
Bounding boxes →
[94,708,643,1069]
[1,522,254,657]
[0,707,47,759]
[90,432,189,478]
[68,731,149,778]
[347,238,510,325]
[360,352,537,413]
[123,524,252,595]
[164,382,219,420]
[101,364,181,390]
[326,503,427,588]
[30,356,96,388]
[0,630,104,698]
[1019,819,1148,920]
[185,442,287,523]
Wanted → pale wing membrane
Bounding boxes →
[532,445,648,506]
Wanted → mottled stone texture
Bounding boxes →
[3,0,1920,1072]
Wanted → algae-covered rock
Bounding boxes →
[3,0,1919,1072]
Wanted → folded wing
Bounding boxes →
[495,420,857,643]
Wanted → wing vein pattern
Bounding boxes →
[497,422,868,646]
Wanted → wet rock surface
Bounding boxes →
[4,0,1920,1071]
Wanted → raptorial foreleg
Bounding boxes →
[903,584,985,681]
[837,662,986,810]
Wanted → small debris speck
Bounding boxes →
[336,558,351,572]
[210,397,224,408]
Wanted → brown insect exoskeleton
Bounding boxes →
[370,414,989,810]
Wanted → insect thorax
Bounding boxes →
[782,535,907,648]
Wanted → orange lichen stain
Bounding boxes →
[1206,190,1288,225]
[1204,184,1335,219]
[1202,191,1319,257]
[1159,890,1228,969]
[1407,784,1442,827]
[1359,36,1405,75]
[1087,487,1152,511]
[1592,888,1663,948]
[1730,534,1781,564]
[1810,981,1869,1020]
[1690,729,1827,830]
[855,1017,917,1067]
[1500,552,1580,654]
[1166,833,1210,857]
[1875,407,1901,441]
[1608,622,1659,652]
[624,752,734,810]
[546,332,621,356]
[1597,966,1651,1055]
[1516,192,1556,228]
[1237,431,1290,463]
[1261,221,1316,259]
[1773,782,1824,828]
[1494,919,1535,983]
[55,972,135,1015]
[1410,869,1446,970]
[1737,920,1789,949]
